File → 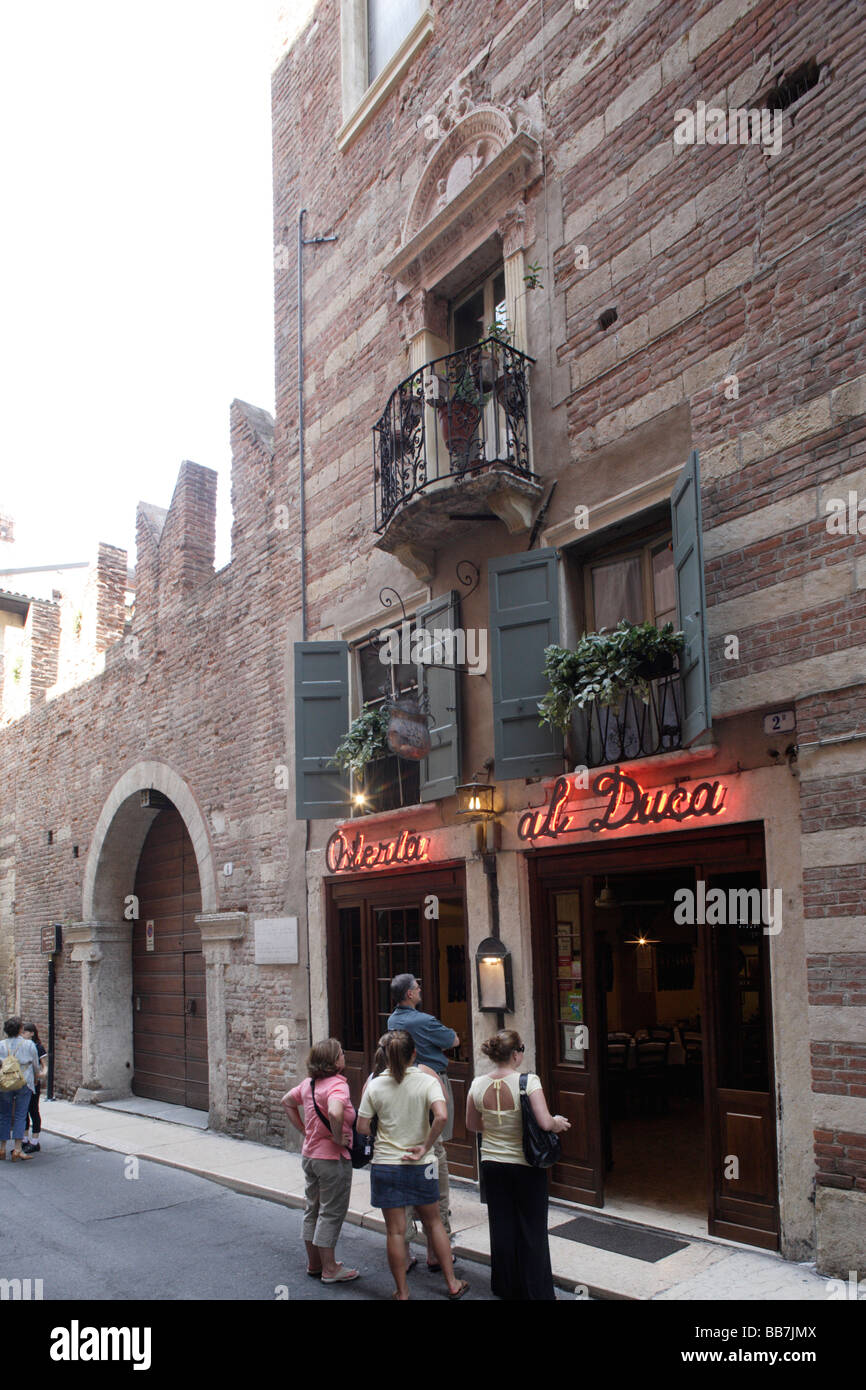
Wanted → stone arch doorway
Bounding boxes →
[132,804,208,1110]
[68,761,240,1123]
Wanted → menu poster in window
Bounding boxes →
[559,988,582,1023]
[563,1024,585,1063]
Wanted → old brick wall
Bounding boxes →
[0,401,308,1143]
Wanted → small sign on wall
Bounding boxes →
[41,924,62,954]
[763,709,795,734]
[254,917,299,966]
[145,920,155,952]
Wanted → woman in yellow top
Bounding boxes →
[358,1030,469,1301]
[466,1029,570,1301]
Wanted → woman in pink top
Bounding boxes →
[282,1038,360,1284]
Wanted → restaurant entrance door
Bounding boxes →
[325,862,476,1178]
[528,822,780,1249]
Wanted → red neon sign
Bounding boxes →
[517,767,727,842]
[326,826,431,873]
[517,777,575,841]
[589,766,726,831]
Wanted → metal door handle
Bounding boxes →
[187,999,197,1016]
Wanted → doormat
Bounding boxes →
[550,1215,688,1263]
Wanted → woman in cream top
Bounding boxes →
[467,1029,570,1300]
[468,1069,543,1164]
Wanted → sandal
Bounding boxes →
[447,1280,470,1300]
[306,1269,323,1278]
[321,1266,360,1283]
[391,1291,410,1300]
[405,1256,418,1274]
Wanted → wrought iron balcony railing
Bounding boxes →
[571,673,684,769]
[373,337,535,532]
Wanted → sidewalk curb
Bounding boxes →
[40,1107,831,1302]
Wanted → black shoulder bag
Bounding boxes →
[311,1079,375,1170]
[519,1073,561,1169]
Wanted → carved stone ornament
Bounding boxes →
[419,77,474,143]
[399,286,449,342]
[387,101,541,294]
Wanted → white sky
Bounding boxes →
[0,0,300,578]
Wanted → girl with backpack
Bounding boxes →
[0,1017,40,1161]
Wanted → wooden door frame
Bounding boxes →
[324,860,476,1176]
[527,820,778,1236]
[696,850,779,1249]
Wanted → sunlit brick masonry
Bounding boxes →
[1,0,864,1282]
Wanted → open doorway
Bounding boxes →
[531,823,779,1248]
[595,867,705,1231]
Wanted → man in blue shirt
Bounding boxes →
[388,973,458,1261]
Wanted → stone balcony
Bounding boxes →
[372,337,542,581]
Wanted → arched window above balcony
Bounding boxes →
[385,86,542,351]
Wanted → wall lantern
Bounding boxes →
[456,780,495,817]
[475,937,514,1013]
[457,776,498,852]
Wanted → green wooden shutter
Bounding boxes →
[294,641,350,818]
[417,590,461,802]
[489,549,564,780]
[671,450,712,746]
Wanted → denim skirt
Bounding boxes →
[370,1162,439,1210]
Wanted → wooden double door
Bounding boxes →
[132,807,209,1111]
[529,823,780,1250]
[326,863,476,1178]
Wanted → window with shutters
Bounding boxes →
[575,521,676,633]
[561,513,684,769]
[354,629,421,812]
[487,451,711,785]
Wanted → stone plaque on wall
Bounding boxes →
[254,917,299,965]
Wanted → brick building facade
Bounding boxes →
[279,0,865,1277]
[0,0,863,1280]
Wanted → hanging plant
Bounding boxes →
[331,703,391,778]
[538,621,685,734]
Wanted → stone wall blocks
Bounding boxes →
[649,198,697,257]
[763,398,833,456]
[705,245,754,302]
[649,277,707,339]
[611,233,652,286]
[565,262,613,319]
[624,377,684,431]
[831,373,866,424]
[604,62,662,135]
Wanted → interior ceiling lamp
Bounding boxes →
[594,877,665,909]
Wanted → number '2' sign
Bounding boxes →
[763,710,795,734]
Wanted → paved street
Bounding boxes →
[1,1135,495,1302]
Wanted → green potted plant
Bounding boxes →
[538,621,685,735]
[436,364,482,454]
[331,703,391,780]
